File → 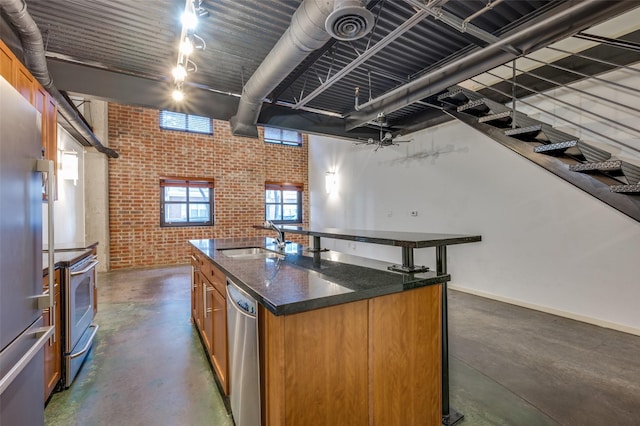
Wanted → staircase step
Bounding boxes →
[576,141,611,163]
[457,98,492,116]
[621,162,640,184]
[504,125,543,140]
[534,140,578,154]
[569,160,622,172]
[437,88,471,106]
[437,88,464,101]
[478,111,512,124]
[610,184,640,193]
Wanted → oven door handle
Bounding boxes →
[70,259,99,276]
[69,323,99,359]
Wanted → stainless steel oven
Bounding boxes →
[64,254,99,387]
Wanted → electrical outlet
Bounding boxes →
[410,210,418,217]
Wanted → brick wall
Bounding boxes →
[108,103,309,269]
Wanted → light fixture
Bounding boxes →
[171,0,207,102]
[172,88,185,102]
[181,11,198,30]
[325,171,337,194]
[180,38,194,55]
[172,65,187,81]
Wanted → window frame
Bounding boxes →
[160,177,215,227]
[263,126,302,146]
[265,181,303,224]
[159,110,213,135]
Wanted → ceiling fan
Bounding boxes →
[354,113,413,151]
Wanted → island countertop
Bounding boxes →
[189,237,450,315]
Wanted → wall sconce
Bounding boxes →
[60,150,79,185]
[325,171,337,194]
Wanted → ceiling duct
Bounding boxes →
[0,0,118,158]
[230,0,335,138]
[325,0,375,41]
[230,0,374,138]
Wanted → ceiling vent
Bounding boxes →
[325,0,374,41]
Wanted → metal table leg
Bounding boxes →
[437,245,464,426]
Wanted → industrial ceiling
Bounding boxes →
[10,0,640,142]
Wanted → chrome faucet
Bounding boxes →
[266,220,286,249]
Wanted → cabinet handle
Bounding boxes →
[203,282,208,318]
[50,299,56,345]
[0,325,54,395]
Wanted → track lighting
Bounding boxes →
[170,0,207,102]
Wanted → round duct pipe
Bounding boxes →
[325,0,374,41]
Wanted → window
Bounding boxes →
[160,177,214,227]
[159,110,213,135]
[264,127,302,146]
[265,182,303,224]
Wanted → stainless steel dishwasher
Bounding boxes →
[226,279,260,426]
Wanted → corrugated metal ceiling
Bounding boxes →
[17,0,639,139]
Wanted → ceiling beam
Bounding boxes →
[45,58,380,141]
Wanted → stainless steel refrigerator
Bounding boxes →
[0,75,54,423]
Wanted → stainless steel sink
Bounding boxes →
[219,247,283,259]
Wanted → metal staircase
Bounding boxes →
[431,33,640,222]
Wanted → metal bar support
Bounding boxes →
[401,246,414,268]
[512,59,517,129]
[437,245,463,426]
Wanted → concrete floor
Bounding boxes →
[45,265,640,425]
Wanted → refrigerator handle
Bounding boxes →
[36,159,55,328]
[0,326,54,395]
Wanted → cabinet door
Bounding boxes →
[211,287,228,395]
[0,41,16,85]
[193,271,203,329]
[15,64,34,103]
[202,281,214,354]
[43,271,61,401]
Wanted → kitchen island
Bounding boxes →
[190,234,476,425]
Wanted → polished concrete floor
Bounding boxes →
[45,265,640,425]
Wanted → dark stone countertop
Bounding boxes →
[254,225,481,248]
[190,237,450,316]
[43,249,95,276]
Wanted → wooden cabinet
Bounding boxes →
[43,269,62,402]
[15,64,35,103]
[0,39,57,190]
[259,283,442,426]
[0,41,17,84]
[190,248,229,395]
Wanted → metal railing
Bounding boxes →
[472,33,640,155]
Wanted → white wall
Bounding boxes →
[309,118,640,334]
[43,126,86,245]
